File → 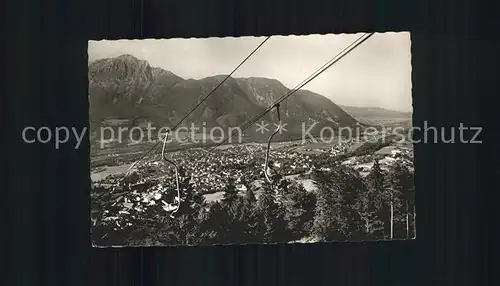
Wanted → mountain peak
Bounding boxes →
[116,54,138,61]
[239,77,285,87]
[199,74,235,83]
[151,67,182,80]
[213,74,231,80]
[89,55,359,132]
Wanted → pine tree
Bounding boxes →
[283,182,316,240]
[257,185,289,243]
[127,214,179,246]
[352,163,385,239]
[242,186,266,242]
[213,181,266,244]
[238,192,265,243]
[216,179,242,243]
[312,183,346,241]
[365,159,392,239]
[386,162,414,239]
[309,166,368,240]
[355,187,385,239]
[198,201,227,244]
[334,166,366,240]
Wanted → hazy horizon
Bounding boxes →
[89,32,412,113]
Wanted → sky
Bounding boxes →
[88,32,412,112]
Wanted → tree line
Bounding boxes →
[91,159,415,246]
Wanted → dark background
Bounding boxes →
[5,0,491,285]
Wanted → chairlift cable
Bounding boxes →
[126,36,272,171]
[160,130,181,217]
[209,33,372,150]
[264,104,282,184]
[203,32,374,155]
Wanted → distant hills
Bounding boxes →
[339,105,412,127]
[338,105,412,119]
[88,54,408,138]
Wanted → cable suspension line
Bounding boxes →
[203,32,374,155]
[125,36,272,171]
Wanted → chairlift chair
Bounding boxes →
[160,130,181,218]
[264,103,283,184]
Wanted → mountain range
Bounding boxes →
[338,105,411,119]
[88,54,406,138]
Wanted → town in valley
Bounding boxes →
[89,32,414,246]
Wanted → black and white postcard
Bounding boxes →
[89,32,415,247]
